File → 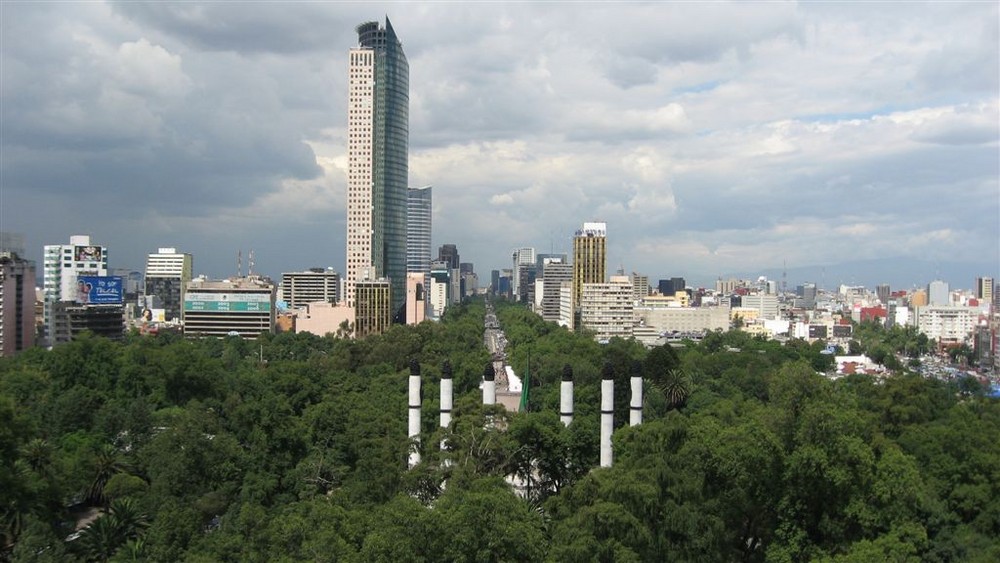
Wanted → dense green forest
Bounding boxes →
[2,300,998,562]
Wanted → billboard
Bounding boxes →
[74,245,103,262]
[808,325,829,339]
[77,276,123,304]
[184,292,271,313]
[832,325,853,338]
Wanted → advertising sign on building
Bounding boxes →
[184,292,272,312]
[75,245,103,262]
[77,276,123,304]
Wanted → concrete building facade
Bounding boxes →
[0,252,36,356]
[915,305,978,347]
[43,235,109,342]
[281,269,340,309]
[580,275,633,342]
[540,259,572,323]
[927,280,950,306]
[975,276,994,305]
[183,277,275,339]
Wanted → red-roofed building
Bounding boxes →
[860,306,887,323]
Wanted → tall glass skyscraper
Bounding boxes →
[406,185,432,275]
[346,18,409,318]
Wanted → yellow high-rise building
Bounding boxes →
[355,278,392,338]
[573,222,607,308]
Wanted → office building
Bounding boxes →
[461,271,478,297]
[428,268,449,318]
[657,277,685,297]
[49,301,125,344]
[49,273,125,345]
[876,283,891,305]
[355,278,392,337]
[975,277,994,305]
[438,244,460,270]
[927,280,949,306]
[0,251,36,356]
[405,272,426,324]
[540,259,573,323]
[183,276,275,339]
[915,305,978,347]
[580,276,633,342]
[511,247,536,299]
[630,272,650,302]
[0,232,24,257]
[42,235,109,341]
[715,278,741,294]
[634,304,731,336]
[740,294,780,320]
[407,186,432,275]
[296,301,355,338]
[282,268,340,309]
[516,264,537,304]
[573,222,606,309]
[346,18,408,317]
[558,281,575,329]
[497,270,513,299]
[144,248,193,323]
[535,253,568,272]
[796,282,817,309]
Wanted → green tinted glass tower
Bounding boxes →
[347,18,409,319]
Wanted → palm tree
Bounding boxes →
[21,438,52,473]
[660,369,691,410]
[76,498,148,562]
[77,514,120,562]
[86,444,129,506]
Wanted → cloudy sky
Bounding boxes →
[2,1,997,289]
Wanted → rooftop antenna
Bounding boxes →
[249,249,255,277]
[237,250,243,278]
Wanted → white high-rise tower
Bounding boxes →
[346,18,409,317]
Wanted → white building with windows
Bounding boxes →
[740,294,780,320]
[43,235,108,340]
[281,269,340,309]
[580,276,633,342]
[511,247,536,299]
[915,305,978,346]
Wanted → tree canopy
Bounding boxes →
[1,299,997,561]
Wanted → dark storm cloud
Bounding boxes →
[1,2,322,219]
[109,2,356,54]
[1,1,996,284]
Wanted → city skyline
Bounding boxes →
[2,3,997,289]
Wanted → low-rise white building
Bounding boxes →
[635,304,729,335]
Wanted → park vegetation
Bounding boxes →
[1,299,998,562]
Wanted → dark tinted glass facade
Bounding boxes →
[360,19,409,317]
